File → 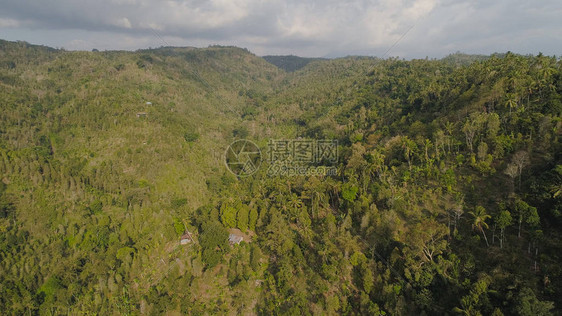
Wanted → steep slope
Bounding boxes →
[0,40,560,315]
[262,55,326,72]
[0,40,284,314]
[250,53,561,314]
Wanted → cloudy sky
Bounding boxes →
[0,0,561,58]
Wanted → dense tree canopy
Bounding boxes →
[0,40,560,314]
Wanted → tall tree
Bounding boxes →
[496,210,512,249]
[514,199,538,238]
[469,206,491,247]
[401,136,417,170]
[512,151,530,189]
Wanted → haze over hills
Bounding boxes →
[0,39,561,314]
[263,52,497,72]
[262,55,327,72]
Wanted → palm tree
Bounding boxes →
[504,93,518,115]
[444,121,455,153]
[401,136,416,170]
[288,193,303,210]
[310,190,327,219]
[361,149,385,192]
[286,193,303,222]
[469,206,491,247]
[423,138,432,163]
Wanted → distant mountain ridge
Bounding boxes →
[440,52,491,66]
[262,55,327,72]
[263,52,497,72]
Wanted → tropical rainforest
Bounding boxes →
[0,39,561,315]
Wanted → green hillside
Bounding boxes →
[440,52,491,66]
[0,40,561,315]
[262,55,327,72]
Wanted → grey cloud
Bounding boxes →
[0,0,560,58]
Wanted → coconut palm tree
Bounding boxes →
[469,206,491,247]
[401,136,417,170]
[504,93,518,115]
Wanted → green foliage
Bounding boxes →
[262,55,326,72]
[0,40,560,315]
[202,248,222,269]
[220,203,237,228]
[515,288,554,316]
[38,276,62,301]
[183,132,199,143]
[342,182,358,202]
[88,200,103,214]
[199,221,228,268]
[350,252,367,266]
[496,210,512,229]
[237,205,249,232]
[173,217,185,236]
[200,221,228,250]
[248,207,258,231]
[232,126,249,138]
[350,132,364,143]
[171,198,188,208]
[361,264,374,293]
[116,247,135,261]
[454,275,492,315]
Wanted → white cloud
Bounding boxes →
[114,17,132,29]
[0,18,21,28]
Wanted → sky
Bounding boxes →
[0,0,561,59]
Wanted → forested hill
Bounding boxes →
[262,55,326,72]
[0,39,561,315]
[440,52,491,66]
